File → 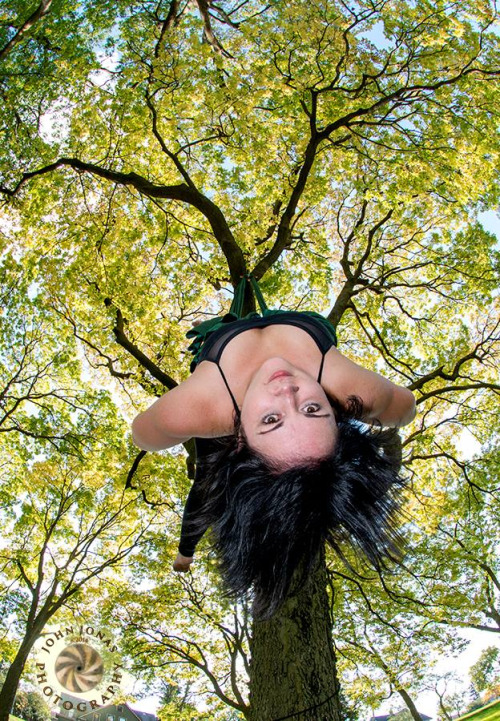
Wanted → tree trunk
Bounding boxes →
[0,637,36,721]
[248,553,342,721]
[397,687,422,721]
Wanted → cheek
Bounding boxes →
[239,405,251,432]
[238,409,256,446]
[296,421,338,457]
[239,393,266,434]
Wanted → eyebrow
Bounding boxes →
[257,413,332,435]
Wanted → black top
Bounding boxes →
[196,311,337,417]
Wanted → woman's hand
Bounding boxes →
[173,553,193,573]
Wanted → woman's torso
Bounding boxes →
[190,317,337,428]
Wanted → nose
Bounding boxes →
[270,381,299,397]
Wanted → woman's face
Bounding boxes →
[240,357,337,468]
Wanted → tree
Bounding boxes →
[114,563,251,718]
[425,671,467,721]
[0,450,155,720]
[1,0,500,718]
[155,680,201,720]
[0,243,158,721]
[470,647,500,695]
[331,437,500,716]
[12,689,50,721]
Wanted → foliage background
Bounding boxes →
[0,0,499,718]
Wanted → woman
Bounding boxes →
[132,277,416,616]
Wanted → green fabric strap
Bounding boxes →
[249,275,268,314]
[229,274,268,318]
[186,275,337,372]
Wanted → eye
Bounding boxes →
[262,413,280,425]
[303,403,321,414]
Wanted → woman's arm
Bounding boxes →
[322,347,416,427]
[132,394,191,451]
[131,373,224,451]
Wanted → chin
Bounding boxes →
[259,356,292,371]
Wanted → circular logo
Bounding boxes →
[55,643,105,693]
[33,623,126,714]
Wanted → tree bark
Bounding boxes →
[397,687,423,721]
[0,633,40,721]
[248,553,342,721]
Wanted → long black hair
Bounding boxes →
[195,397,406,618]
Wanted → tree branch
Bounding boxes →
[1,157,246,284]
[0,0,53,61]
[109,305,177,390]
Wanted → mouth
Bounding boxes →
[268,370,292,383]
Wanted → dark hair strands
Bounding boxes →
[192,396,407,619]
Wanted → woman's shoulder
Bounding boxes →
[321,347,415,427]
[175,364,237,432]
[132,365,235,450]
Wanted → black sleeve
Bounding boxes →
[177,438,218,557]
